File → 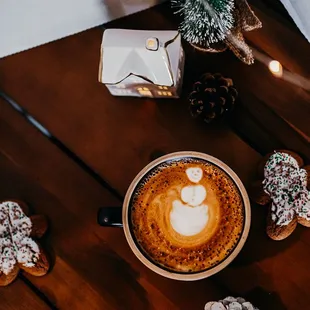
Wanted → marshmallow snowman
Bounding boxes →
[170,167,209,236]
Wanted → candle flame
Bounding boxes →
[226,39,310,90]
[268,60,283,77]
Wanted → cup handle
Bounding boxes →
[97,207,123,227]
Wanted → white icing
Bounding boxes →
[263,152,310,226]
[206,297,257,310]
[204,302,226,310]
[170,200,208,236]
[228,302,242,310]
[222,297,238,305]
[181,185,206,206]
[186,167,203,183]
[0,201,39,275]
[242,302,255,310]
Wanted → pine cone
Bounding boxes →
[205,297,259,310]
[189,73,238,123]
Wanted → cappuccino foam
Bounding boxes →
[130,157,244,273]
[170,201,209,236]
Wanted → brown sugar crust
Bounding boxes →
[249,180,271,206]
[131,158,244,273]
[0,265,19,287]
[19,246,49,277]
[266,207,298,240]
[0,200,50,286]
[297,216,310,227]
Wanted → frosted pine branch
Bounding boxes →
[172,0,235,47]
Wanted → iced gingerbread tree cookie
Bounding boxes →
[0,200,50,286]
[250,150,310,240]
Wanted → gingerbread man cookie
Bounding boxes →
[0,200,49,286]
[250,150,310,240]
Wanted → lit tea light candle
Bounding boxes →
[240,45,310,90]
[268,60,283,78]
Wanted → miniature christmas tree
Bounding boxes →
[172,0,262,64]
[172,0,235,48]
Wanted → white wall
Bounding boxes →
[0,0,163,58]
[280,0,310,42]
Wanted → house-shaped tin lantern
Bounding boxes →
[99,29,185,98]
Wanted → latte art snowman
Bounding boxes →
[170,167,209,236]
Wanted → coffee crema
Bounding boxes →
[130,158,244,273]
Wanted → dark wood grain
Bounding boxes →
[0,1,309,309]
[1,1,309,161]
[1,89,310,309]
[0,97,230,309]
[0,18,261,195]
[231,91,310,160]
[244,1,310,138]
[0,280,51,310]
[249,0,310,78]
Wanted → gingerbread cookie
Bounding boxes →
[205,296,258,310]
[0,200,49,286]
[250,151,310,240]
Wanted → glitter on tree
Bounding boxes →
[172,0,262,64]
[172,0,235,48]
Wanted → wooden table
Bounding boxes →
[0,1,309,309]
